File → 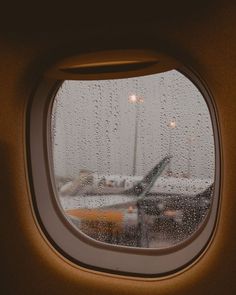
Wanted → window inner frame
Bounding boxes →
[27,52,221,277]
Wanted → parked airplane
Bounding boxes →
[61,156,213,248]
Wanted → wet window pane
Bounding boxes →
[51,70,215,248]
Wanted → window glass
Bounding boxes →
[51,70,215,248]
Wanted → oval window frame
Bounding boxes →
[27,50,221,277]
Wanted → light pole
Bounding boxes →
[187,136,195,178]
[128,94,143,176]
[167,120,176,176]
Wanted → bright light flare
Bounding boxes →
[128,94,144,104]
[169,120,177,128]
[129,94,138,103]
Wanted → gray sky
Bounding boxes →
[52,70,215,180]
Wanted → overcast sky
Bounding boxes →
[52,70,215,180]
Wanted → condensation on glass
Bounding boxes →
[51,70,215,249]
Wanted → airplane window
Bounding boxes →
[50,70,215,249]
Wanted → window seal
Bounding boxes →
[27,51,221,277]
